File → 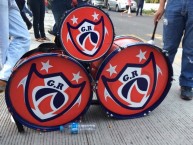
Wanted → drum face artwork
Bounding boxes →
[90,35,143,80]
[6,53,92,131]
[60,5,114,62]
[96,43,173,119]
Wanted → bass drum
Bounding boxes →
[90,35,143,80]
[59,5,114,62]
[96,43,173,119]
[5,53,92,131]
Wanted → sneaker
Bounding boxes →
[41,37,50,41]
[35,38,44,42]
[48,29,55,36]
[180,86,193,100]
[28,23,32,30]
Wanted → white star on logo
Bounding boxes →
[136,49,147,62]
[106,64,117,76]
[72,71,82,83]
[41,60,53,73]
[92,12,99,20]
[71,15,78,24]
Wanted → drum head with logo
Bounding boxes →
[6,53,92,131]
[60,5,114,62]
[90,35,144,80]
[96,43,173,119]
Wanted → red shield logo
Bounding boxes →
[25,63,86,122]
[67,17,104,56]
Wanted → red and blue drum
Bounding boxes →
[90,35,143,80]
[6,53,92,131]
[60,5,114,62]
[96,43,173,119]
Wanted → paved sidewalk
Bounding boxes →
[0,10,193,145]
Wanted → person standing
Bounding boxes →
[154,0,193,100]
[50,0,85,45]
[127,0,131,14]
[0,0,30,92]
[122,0,131,15]
[22,2,33,17]
[50,0,86,35]
[28,0,49,42]
[15,0,32,30]
[136,0,144,16]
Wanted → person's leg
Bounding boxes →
[48,23,57,36]
[163,0,193,100]
[140,2,144,15]
[29,0,41,39]
[51,0,67,33]
[0,0,30,81]
[52,23,57,35]
[163,1,184,64]
[22,3,33,17]
[140,6,143,15]
[136,5,140,16]
[180,0,193,88]
[0,0,9,70]
[39,0,46,38]
[21,11,32,29]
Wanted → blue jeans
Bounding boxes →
[0,0,30,81]
[50,0,73,34]
[163,0,193,87]
[50,0,86,34]
[28,0,46,39]
[22,3,33,17]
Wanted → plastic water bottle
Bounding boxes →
[59,122,96,134]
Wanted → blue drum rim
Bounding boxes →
[5,53,93,131]
[96,43,173,119]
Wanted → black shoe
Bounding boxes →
[28,24,32,30]
[180,86,193,100]
[48,29,55,36]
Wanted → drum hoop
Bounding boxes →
[21,43,59,59]
[96,43,173,119]
[59,5,115,62]
[5,53,93,131]
[114,35,143,42]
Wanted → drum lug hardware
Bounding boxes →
[92,83,97,92]
[162,50,169,56]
